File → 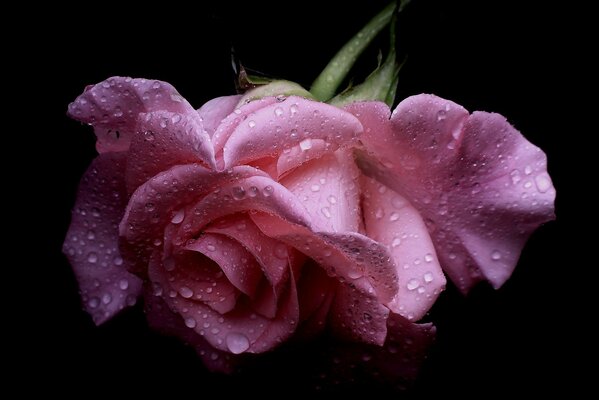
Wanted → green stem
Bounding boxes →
[310,2,397,101]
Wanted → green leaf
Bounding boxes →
[236,80,314,107]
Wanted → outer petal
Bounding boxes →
[362,176,446,321]
[125,110,215,193]
[222,96,363,169]
[280,151,361,233]
[296,262,336,339]
[347,96,555,292]
[197,95,242,138]
[62,153,142,324]
[67,77,196,153]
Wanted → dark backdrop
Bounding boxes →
[27,0,579,396]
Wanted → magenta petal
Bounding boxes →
[222,96,363,168]
[197,95,243,138]
[119,165,268,274]
[347,96,555,292]
[125,110,216,193]
[362,176,445,321]
[63,153,142,324]
[280,151,361,233]
[67,77,196,153]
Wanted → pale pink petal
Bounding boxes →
[251,213,399,305]
[159,244,239,314]
[144,285,238,373]
[119,164,268,274]
[276,138,328,178]
[184,230,262,297]
[149,254,299,354]
[125,111,216,193]
[174,176,313,245]
[62,153,142,324]
[222,96,363,169]
[280,151,360,233]
[212,97,279,156]
[205,214,289,290]
[347,96,555,292]
[362,176,446,321]
[67,77,196,153]
[197,95,242,137]
[328,279,389,346]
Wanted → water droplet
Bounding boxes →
[375,208,384,219]
[510,169,521,185]
[290,129,299,139]
[491,250,502,261]
[248,120,256,128]
[347,269,363,279]
[247,186,259,197]
[391,197,406,209]
[524,165,533,175]
[113,256,123,266]
[290,104,299,115]
[102,293,112,304]
[437,109,447,121]
[406,279,419,291]
[152,81,161,89]
[86,230,96,240]
[226,332,250,354]
[232,186,246,200]
[310,184,320,192]
[321,207,331,218]
[145,202,155,212]
[389,212,400,222]
[206,244,216,252]
[534,174,551,193]
[87,252,98,263]
[171,209,185,224]
[171,114,182,124]
[113,107,123,117]
[299,138,312,151]
[523,181,533,189]
[185,317,197,328]
[423,272,434,283]
[424,253,434,263]
[88,297,100,309]
[179,286,193,298]
[327,195,337,204]
[119,279,129,290]
[262,185,273,197]
[91,207,101,218]
[391,237,402,247]
[274,244,287,259]
[448,253,457,260]
[274,107,284,117]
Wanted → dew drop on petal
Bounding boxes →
[171,209,185,224]
[87,252,98,263]
[185,317,197,328]
[226,332,250,354]
[491,250,502,261]
[423,272,434,283]
[299,138,312,151]
[179,286,193,298]
[406,279,419,291]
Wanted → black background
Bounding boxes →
[23,0,582,396]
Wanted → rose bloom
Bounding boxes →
[64,77,554,370]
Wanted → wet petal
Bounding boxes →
[362,176,445,321]
[125,110,215,193]
[197,95,242,138]
[280,151,361,233]
[347,96,555,292]
[222,96,363,168]
[62,152,142,324]
[67,77,196,153]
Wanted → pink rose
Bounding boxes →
[63,76,554,370]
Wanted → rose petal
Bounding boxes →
[158,245,239,314]
[362,176,446,321]
[276,138,328,178]
[125,110,216,193]
[67,77,196,153]
[280,151,361,233]
[175,176,313,245]
[149,255,299,354]
[347,96,555,292]
[185,230,262,297]
[205,214,289,289]
[328,279,389,346]
[119,164,268,275]
[222,96,363,169]
[144,285,237,373]
[251,213,399,305]
[197,95,242,138]
[62,153,142,324]
[296,262,336,339]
